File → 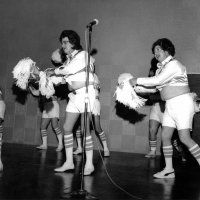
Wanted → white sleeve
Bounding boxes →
[137,62,181,87]
[54,51,95,76]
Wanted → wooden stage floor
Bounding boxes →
[0,143,200,200]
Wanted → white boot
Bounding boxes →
[73,137,82,155]
[84,150,94,176]
[54,147,74,172]
[36,136,47,150]
[56,134,64,152]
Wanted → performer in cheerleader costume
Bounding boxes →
[51,48,110,157]
[144,58,186,161]
[0,87,6,171]
[73,73,110,157]
[48,30,96,175]
[120,38,200,179]
[28,85,64,152]
[12,58,64,152]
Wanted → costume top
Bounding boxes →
[54,50,95,84]
[137,55,188,91]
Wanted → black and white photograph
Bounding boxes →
[0,0,200,199]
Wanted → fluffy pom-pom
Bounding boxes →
[117,73,133,85]
[39,72,55,99]
[114,73,147,110]
[51,49,62,63]
[12,57,35,90]
[39,72,63,99]
[190,92,198,101]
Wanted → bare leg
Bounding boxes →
[73,126,83,155]
[81,113,94,175]
[54,112,80,172]
[51,118,64,151]
[93,115,110,157]
[145,119,161,158]
[36,118,51,150]
[172,130,186,162]
[178,129,200,165]
[154,126,175,179]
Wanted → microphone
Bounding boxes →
[86,19,99,28]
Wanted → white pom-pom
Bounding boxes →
[190,92,198,101]
[39,72,64,99]
[12,57,35,90]
[51,49,62,63]
[39,72,55,99]
[117,73,133,85]
[114,73,147,110]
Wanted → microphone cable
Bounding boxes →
[84,28,144,199]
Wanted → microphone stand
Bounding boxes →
[61,26,98,200]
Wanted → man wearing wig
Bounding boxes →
[49,30,96,175]
[119,38,200,179]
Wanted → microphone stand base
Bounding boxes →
[61,189,98,200]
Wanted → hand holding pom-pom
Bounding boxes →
[12,57,36,90]
[117,73,133,85]
[114,73,147,110]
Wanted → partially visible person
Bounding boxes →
[49,30,96,175]
[145,58,186,161]
[0,87,5,171]
[51,44,110,158]
[191,92,200,113]
[128,38,200,178]
[51,48,67,66]
[28,67,64,152]
[73,73,110,157]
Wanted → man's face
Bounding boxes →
[61,37,74,55]
[154,45,169,63]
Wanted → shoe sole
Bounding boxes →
[54,168,75,173]
[153,172,175,179]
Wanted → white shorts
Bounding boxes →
[162,93,194,130]
[149,102,165,123]
[66,85,96,113]
[0,100,6,119]
[42,100,60,119]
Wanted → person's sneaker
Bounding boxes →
[54,162,74,172]
[36,145,47,150]
[84,165,94,176]
[104,150,110,157]
[153,169,175,179]
[73,148,82,155]
[56,145,64,152]
[145,151,156,158]
[181,156,187,162]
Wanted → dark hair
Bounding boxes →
[149,57,158,77]
[59,30,83,50]
[151,38,175,56]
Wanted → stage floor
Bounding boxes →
[0,143,199,200]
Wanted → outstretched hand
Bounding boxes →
[129,77,137,87]
[45,68,55,77]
